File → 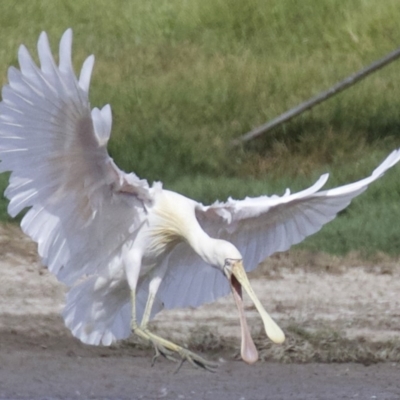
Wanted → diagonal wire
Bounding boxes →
[231,46,400,146]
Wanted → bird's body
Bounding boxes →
[1,29,400,370]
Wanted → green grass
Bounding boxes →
[1,0,400,255]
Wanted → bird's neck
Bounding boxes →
[185,226,223,267]
[153,190,224,268]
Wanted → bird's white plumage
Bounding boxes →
[1,29,399,349]
[0,30,159,289]
[155,150,400,311]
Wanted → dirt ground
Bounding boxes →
[1,224,400,399]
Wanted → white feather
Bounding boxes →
[195,150,400,274]
[2,29,400,351]
[0,29,162,345]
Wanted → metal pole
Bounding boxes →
[231,46,400,146]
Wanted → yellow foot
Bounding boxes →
[133,327,218,373]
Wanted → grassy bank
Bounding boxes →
[1,0,400,256]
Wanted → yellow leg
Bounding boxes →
[140,291,155,328]
[131,287,218,372]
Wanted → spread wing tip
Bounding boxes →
[79,54,95,93]
[59,28,73,72]
[372,148,400,177]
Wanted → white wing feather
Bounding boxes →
[2,29,399,346]
[155,150,400,311]
[157,243,230,309]
[197,149,400,273]
[0,29,160,288]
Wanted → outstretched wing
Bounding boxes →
[0,29,160,286]
[154,150,400,313]
[195,150,400,273]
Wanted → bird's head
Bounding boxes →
[219,244,285,364]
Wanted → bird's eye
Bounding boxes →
[223,259,233,276]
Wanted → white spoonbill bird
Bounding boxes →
[1,30,399,371]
